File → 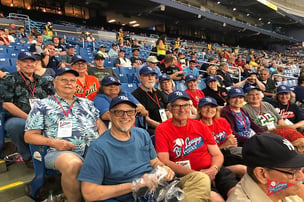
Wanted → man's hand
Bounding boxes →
[200,166,218,181]
[132,173,158,192]
[162,165,175,181]
[52,139,75,151]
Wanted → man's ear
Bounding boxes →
[254,167,269,185]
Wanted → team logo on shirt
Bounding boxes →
[267,180,295,196]
[173,137,204,158]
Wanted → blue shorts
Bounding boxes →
[44,151,84,170]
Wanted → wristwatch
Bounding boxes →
[212,165,220,172]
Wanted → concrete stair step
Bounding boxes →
[0,162,34,202]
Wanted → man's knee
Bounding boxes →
[5,118,25,135]
[181,172,211,188]
[55,154,83,176]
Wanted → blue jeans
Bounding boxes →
[5,117,31,161]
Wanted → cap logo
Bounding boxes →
[118,95,129,101]
[77,55,82,59]
[282,139,294,151]
[205,97,212,102]
[281,86,286,89]
[235,89,241,93]
[175,91,183,96]
[24,52,32,56]
[109,77,116,81]
[147,67,153,71]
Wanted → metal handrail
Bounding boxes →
[197,60,242,82]
[271,74,298,80]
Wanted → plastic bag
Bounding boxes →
[132,166,184,202]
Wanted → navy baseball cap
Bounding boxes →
[277,85,291,94]
[198,97,218,108]
[71,55,87,64]
[159,74,171,82]
[243,133,304,168]
[206,76,218,83]
[109,95,137,109]
[244,86,262,94]
[101,76,121,86]
[18,51,36,61]
[168,90,190,103]
[185,74,197,83]
[228,87,245,98]
[55,68,79,78]
[66,44,74,49]
[139,66,156,75]
[248,71,258,77]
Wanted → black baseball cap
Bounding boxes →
[243,133,304,168]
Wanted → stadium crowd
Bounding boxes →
[1,21,304,202]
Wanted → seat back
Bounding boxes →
[0,102,5,157]
[28,145,59,200]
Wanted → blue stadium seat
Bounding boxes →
[6,65,17,73]
[0,102,5,157]
[119,67,135,75]
[120,83,137,93]
[27,145,59,200]
[111,67,120,76]
[117,73,128,83]
[0,46,7,54]
[174,80,187,91]
[104,58,116,67]
[0,58,11,68]
[198,79,206,90]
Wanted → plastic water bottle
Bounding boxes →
[47,190,57,202]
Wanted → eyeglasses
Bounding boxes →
[268,167,303,180]
[58,78,77,83]
[73,62,86,67]
[294,145,304,152]
[110,109,137,117]
[171,104,191,110]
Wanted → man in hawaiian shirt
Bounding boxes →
[24,68,107,202]
[0,51,53,167]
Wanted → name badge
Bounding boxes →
[57,120,72,138]
[284,119,293,125]
[266,121,276,130]
[159,109,168,122]
[249,129,256,137]
[29,98,40,109]
[176,160,191,169]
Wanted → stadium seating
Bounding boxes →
[26,145,59,200]
[0,102,5,157]
[120,83,137,93]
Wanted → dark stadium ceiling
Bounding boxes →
[67,0,302,44]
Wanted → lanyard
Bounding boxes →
[140,85,160,108]
[231,108,247,131]
[217,91,225,102]
[252,104,268,120]
[53,95,75,117]
[279,102,289,113]
[18,71,36,98]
